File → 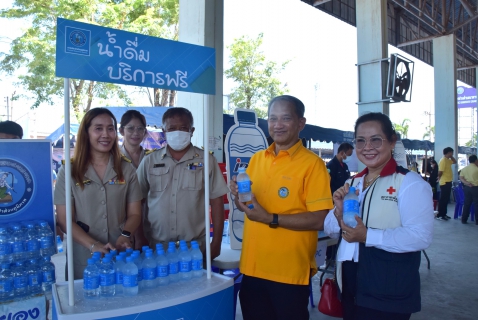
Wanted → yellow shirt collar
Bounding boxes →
[265,139,303,158]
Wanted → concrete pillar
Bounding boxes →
[356,0,389,116]
[178,0,224,162]
[433,35,458,180]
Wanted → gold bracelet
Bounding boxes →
[90,240,100,254]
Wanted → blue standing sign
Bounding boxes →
[55,18,216,94]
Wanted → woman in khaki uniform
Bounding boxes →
[119,110,148,169]
[54,108,142,279]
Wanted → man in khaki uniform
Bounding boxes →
[136,108,228,260]
[459,155,478,224]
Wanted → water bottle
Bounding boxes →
[178,245,192,281]
[190,242,203,278]
[12,261,28,299]
[155,249,169,286]
[343,187,359,228]
[114,254,125,295]
[122,256,138,296]
[83,258,100,299]
[38,221,55,257]
[10,224,26,262]
[178,240,187,252]
[0,226,12,263]
[237,167,252,202]
[40,256,55,294]
[56,236,63,253]
[125,248,134,256]
[99,257,115,297]
[222,220,230,244]
[25,259,42,296]
[141,246,150,260]
[154,243,163,258]
[167,247,179,283]
[25,222,40,259]
[142,250,157,289]
[132,252,143,289]
[0,262,14,302]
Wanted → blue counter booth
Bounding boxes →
[52,275,233,320]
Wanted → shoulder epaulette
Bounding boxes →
[145,148,159,155]
[199,147,214,155]
[61,159,74,165]
[121,155,132,163]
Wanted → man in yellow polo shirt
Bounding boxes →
[230,95,333,320]
[436,147,456,221]
[459,154,478,224]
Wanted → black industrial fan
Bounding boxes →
[386,54,414,102]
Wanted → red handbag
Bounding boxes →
[318,278,343,318]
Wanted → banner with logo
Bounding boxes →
[55,18,216,95]
[457,86,477,108]
[0,140,55,230]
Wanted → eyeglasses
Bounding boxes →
[124,126,146,134]
[353,137,387,149]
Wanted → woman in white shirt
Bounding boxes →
[324,112,434,320]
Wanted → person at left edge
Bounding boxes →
[136,107,228,260]
[0,120,23,139]
[327,142,354,194]
[54,108,143,279]
[230,95,334,320]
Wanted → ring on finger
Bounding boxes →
[342,231,347,235]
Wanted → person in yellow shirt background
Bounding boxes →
[436,147,457,221]
[459,155,478,224]
[230,95,333,320]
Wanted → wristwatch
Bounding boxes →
[121,230,132,238]
[269,214,279,229]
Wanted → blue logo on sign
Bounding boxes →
[65,26,91,56]
[0,159,34,216]
[278,187,289,198]
[69,30,87,47]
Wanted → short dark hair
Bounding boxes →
[162,107,194,128]
[469,155,477,163]
[268,95,305,118]
[443,147,454,155]
[120,110,146,128]
[0,120,23,138]
[338,142,354,153]
[354,112,397,142]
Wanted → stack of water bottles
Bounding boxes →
[83,240,204,299]
[0,220,57,303]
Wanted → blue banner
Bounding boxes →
[55,18,216,95]
[457,86,477,108]
[0,140,55,230]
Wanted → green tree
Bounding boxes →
[225,33,289,117]
[0,0,178,122]
[422,125,435,141]
[393,118,410,139]
[465,134,477,147]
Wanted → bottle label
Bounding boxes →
[41,237,54,249]
[191,259,203,271]
[84,275,99,290]
[180,261,191,272]
[237,180,251,193]
[142,267,156,280]
[12,241,24,253]
[43,270,55,283]
[27,240,40,252]
[0,243,11,255]
[115,271,123,284]
[100,273,115,286]
[0,279,13,293]
[14,276,27,288]
[343,199,359,214]
[169,262,178,274]
[122,274,138,288]
[157,265,168,277]
[28,273,41,287]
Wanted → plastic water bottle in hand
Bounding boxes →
[343,187,359,228]
[237,167,251,202]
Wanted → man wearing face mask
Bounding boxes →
[326,142,354,194]
[136,107,228,260]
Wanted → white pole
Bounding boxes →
[204,99,211,279]
[64,78,74,306]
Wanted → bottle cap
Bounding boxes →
[87,259,95,265]
[126,256,134,263]
[349,186,356,193]
[238,167,246,173]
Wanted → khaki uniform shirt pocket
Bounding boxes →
[180,167,204,190]
[148,167,170,192]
